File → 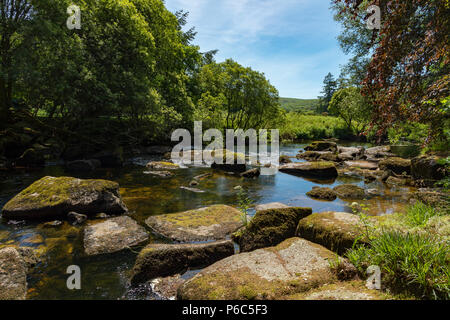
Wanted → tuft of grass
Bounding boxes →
[405,202,444,228]
[347,231,449,300]
[236,186,253,227]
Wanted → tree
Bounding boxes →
[196,59,284,130]
[329,86,372,134]
[0,0,33,124]
[317,73,337,113]
[334,0,450,142]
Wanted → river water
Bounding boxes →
[0,142,415,299]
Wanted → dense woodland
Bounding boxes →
[0,0,449,165]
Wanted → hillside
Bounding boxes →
[279,97,319,114]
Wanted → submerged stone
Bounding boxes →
[2,176,128,220]
[145,205,243,242]
[131,240,235,284]
[177,238,343,300]
[237,207,312,252]
[84,216,149,256]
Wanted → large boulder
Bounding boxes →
[306,187,337,201]
[413,189,450,212]
[333,184,366,200]
[304,141,337,153]
[130,240,235,284]
[364,146,395,161]
[83,216,149,256]
[146,161,180,170]
[379,157,411,175]
[1,176,128,220]
[235,207,312,252]
[177,238,345,300]
[338,147,363,158]
[0,247,28,300]
[279,162,338,179]
[296,212,365,255]
[411,155,446,182]
[145,205,243,242]
[297,151,337,162]
[344,160,378,170]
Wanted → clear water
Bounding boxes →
[0,142,415,300]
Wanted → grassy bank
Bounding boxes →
[280,113,356,141]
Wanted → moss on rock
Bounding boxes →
[306,187,337,201]
[237,207,312,252]
[279,162,338,179]
[1,176,128,220]
[379,157,411,175]
[333,184,366,200]
[296,212,366,255]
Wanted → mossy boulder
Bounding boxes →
[279,162,338,179]
[0,247,28,300]
[145,205,243,242]
[177,238,344,300]
[83,216,149,256]
[297,151,337,162]
[296,212,366,255]
[413,189,450,212]
[304,141,337,153]
[1,176,128,220]
[279,155,292,164]
[240,168,260,178]
[146,161,180,170]
[130,240,235,284]
[411,155,446,181]
[306,187,337,201]
[364,146,394,161]
[333,184,366,200]
[237,207,312,252]
[379,157,411,175]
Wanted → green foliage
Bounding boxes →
[317,73,337,113]
[328,87,372,134]
[236,186,253,227]
[387,122,429,144]
[435,157,450,191]
[280,113,354,141]
[405,202,444,228]
[347,231,449,300]
[279,98,319,114]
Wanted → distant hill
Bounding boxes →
[279,97,319,114]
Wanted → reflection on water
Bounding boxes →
[0,142,414,300]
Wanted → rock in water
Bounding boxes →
[279,162,338,179]
[333,184,366,200]
[177,238,344,300]
[236,207,312,252]
[240,168,260,178]
[254,202,289,212]
[411,155,446,181]
[1,176,128,220]
[379,157,411,175]
[130,240,235,284]
[146,161,180,170]
[304,141,337,153]
[83,216,149,256]
[145,205,243,242]
[306,187,337,201]
[66,159,101,172]
[0,247,28,300]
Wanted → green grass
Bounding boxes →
[346,203,450,300]
[279,97,319,113]
[280,113,354,141]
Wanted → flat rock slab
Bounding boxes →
[0,247,27,300]
[286,281,389,300]
[279,162,338,179]
[84,216,149,256]
[236,207,312,252]
[255,202,289,212]
[344,160,378,170]
[296,212,364,255]
[178,238,343,300]
[131,240,235,284]
[2,176,128,220]
[145,205,243,242]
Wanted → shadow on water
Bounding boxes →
[0,142,414,299]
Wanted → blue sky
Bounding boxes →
[165,0,349,99]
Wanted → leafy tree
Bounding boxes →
[334,0,450,142]
[196,59,284,130]
[328,86,372,134]
[317,73,337,113]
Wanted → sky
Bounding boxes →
[165,0,349,99]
